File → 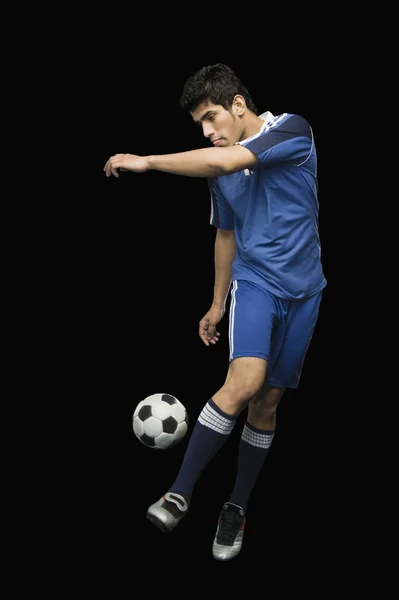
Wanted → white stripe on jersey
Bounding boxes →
[236,112,288,147]
[296,123,314,167]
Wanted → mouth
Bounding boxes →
[212,139,222,146]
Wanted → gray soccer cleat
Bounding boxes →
[146,492,190,533]
[212,502,246,560]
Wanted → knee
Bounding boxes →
[213,358,267,416]
[250,399,277,422]
[250,386,284,420]
[222,375,264,410]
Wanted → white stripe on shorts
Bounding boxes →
[229,280,238,361]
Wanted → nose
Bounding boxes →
[202,122,214,139]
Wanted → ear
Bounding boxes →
[232,94,246,116]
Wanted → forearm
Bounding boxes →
[213,230,237,308]
[147,145,255,178]
[147,148,227,177]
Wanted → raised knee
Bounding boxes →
[224,378,263,406]
[214,358,267,416]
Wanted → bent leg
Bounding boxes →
[248,383,285,430]
[228,385,285,511]
[169,356,267,497]
[213,356,268,416]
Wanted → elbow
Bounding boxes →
[208,160,230,176]
[211,158,240,176]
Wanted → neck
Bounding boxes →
[241,114,265,141]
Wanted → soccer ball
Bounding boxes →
[132,393,189,450]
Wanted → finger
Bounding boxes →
[199,322,208,335]
[106,157,120,178]
[104,157,115,172]
[105,161,113,177]
[205,322,215,335]
[200,334,210,346]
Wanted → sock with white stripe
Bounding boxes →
[228,422,275,511]
[169,398,236,498]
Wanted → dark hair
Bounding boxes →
[179,63,258,115]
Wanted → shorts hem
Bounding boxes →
[266,379,299,390]
[230,353,269,362]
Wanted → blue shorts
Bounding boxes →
[228,280,322,389]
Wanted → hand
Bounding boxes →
[103,153,150,177]
[199,305,224,346]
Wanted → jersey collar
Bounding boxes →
[258,111,275,130]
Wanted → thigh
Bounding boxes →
[229,279,277,362]
[266,291,323,389]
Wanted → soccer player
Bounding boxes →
[104,63,327,561]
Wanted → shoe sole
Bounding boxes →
[146,512,172,533]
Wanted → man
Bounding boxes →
[104,63,327,561]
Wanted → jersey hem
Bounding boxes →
[232,275,327,301]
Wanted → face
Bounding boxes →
[191,100,244,147]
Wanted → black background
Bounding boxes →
[88,43,340,584]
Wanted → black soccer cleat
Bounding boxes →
[146,492,190,533]
[212,502,246,560]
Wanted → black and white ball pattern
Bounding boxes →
[132,393,189,449]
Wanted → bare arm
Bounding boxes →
[104,145,257,178]
[213,228,237,310]
[198,228,236,346]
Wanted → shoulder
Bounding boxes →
[267,113,310,134]
[254,114,312,145]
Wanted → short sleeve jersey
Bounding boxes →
[208,111,327,300]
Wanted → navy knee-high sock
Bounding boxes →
[228,422,275,512]
[169,398,237,498]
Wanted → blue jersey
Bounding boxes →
[208,111,327,300]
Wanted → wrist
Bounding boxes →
[212,300,226,310]
[146,155,154,171]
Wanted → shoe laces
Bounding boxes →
[217,504,245,545]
